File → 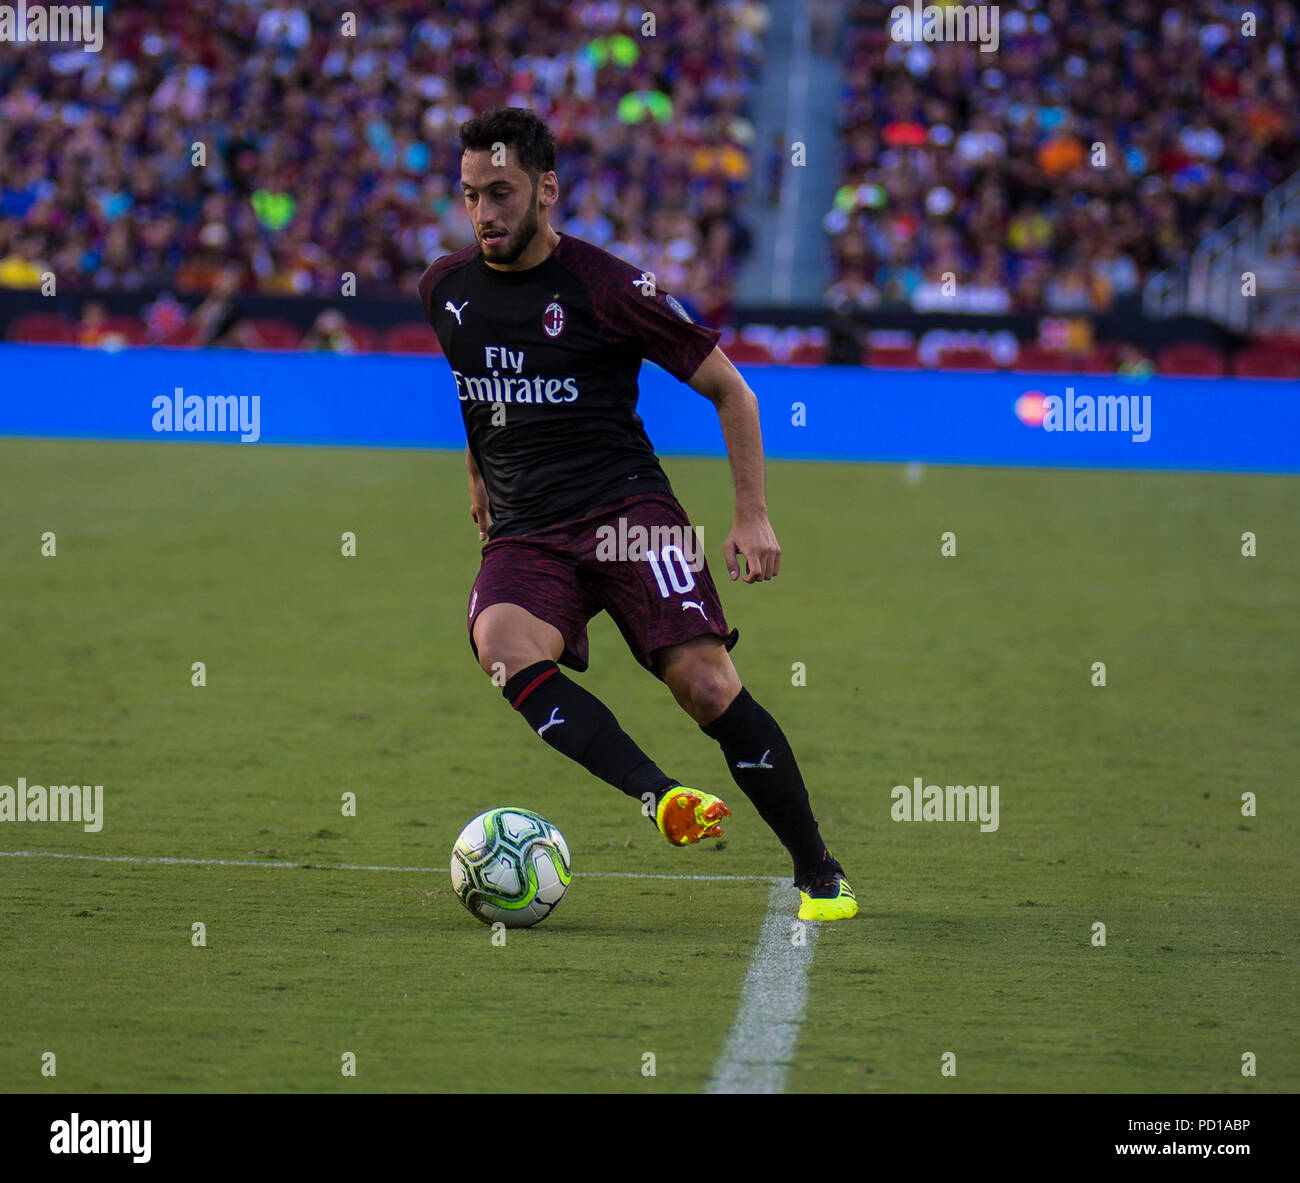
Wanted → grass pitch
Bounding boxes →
[1,438,1296,1093]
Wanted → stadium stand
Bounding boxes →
[0,0,761,324]
[381,321,444,355]
[828,0,1300,317]
[2,0,1291,378]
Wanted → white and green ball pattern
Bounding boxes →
[449,807,572,927]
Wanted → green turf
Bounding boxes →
[1,439,1296,1092]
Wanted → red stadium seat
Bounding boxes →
[786,339,829,365]
[1014,345,1080,372]
[1232,348,1300,379]
[934,347,998,370]
[244,318,304,350]
[1247,334,1300,357]
[380,322,443,354]
[243,317,300,348]
[1156,343,1226,376]
[7,312,77,343]
[157,322,202,347]
[339,321,378,353]
[725,340,776,364]
[862,344,919,368]
[100,315,150,346]
[1079,343,1121,373]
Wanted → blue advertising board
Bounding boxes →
[1,343,1295,474]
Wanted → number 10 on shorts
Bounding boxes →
[646,546,696,597]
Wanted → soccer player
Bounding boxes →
[418,108,855,921]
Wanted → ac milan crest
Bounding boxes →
[543,300,565,338]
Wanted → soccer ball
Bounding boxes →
[449,807,572,927]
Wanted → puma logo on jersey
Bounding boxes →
[682,601,708,618]
[445,300,469,325]
[536,707,565,736]
[735,749,773,769]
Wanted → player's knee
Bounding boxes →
[473,605,564,681]
[476,646,506,680]
[680,667,741,724]
[474,627,554,681]
[475,641,535,682]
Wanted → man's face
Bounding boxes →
[460,149,546,266]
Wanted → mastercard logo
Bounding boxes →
[1015,391,1046,427]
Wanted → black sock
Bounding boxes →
[700,687,827,879]
[503,661,676,805]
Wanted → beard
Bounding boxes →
[483,201,540,266]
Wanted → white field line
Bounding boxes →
[0,849,780,882]
[3,847,808,1091]
[704,879,816,1094]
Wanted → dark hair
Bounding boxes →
[459,107,557,181]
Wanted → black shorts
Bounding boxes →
[467,492,739,678]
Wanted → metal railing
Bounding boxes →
[1143,167,1300,333]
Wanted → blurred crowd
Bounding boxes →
[0,0,762,324]
[826,0,1300,315]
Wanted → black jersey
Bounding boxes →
[418,233,721,540]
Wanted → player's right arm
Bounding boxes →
[687,345,781,583]
[467,446,491,541]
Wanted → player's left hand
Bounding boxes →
[724,514,781,583]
